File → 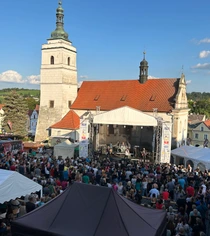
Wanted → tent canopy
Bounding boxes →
[171,146,210,169]
[0,169,42,204]
[93,106,157,126]
[54,140,79,159]
[11,183,166,236]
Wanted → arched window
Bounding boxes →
[50,56,54,65]
[67,57,70,66]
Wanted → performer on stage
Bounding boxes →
[141,148,147,162]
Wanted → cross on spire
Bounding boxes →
[143,51,146,60]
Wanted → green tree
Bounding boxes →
[25,97,39,110]
[188,100,210,118]
[2,91,28,137]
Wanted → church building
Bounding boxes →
[35,2,189,160]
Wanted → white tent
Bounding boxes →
[54,139,79,159]
[93,106,157,126]
[0,169,42,204]
[171,146,210,170]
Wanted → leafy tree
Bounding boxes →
[188,100,210,118]
[2,91,28,137]
[25,97,39,110]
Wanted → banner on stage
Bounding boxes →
[160,122,172,163]
[79,119,89,158]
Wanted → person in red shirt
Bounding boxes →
[10,162,16,171]
[186,184,195,197]
[156,199,163,209]
[162,189,169,201]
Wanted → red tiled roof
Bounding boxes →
[0,104,4,109]
[50,110,80,130]
[71,79,179,112]
[204,120,210,129]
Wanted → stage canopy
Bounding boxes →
[0,169,42,204]
[93,106,157,126]
[11,183,166,236]
[171,146,210,170]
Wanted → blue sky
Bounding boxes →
[0,0,210,92]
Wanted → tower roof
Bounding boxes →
[140,51,148,66]
[50,1,70,41]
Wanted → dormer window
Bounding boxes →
[120,95,127,101]
[150,95,156,101]
[94,95,100,101]
[201,127,204,131]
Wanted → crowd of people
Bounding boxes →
[0,148,210,235]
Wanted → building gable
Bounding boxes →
[50,110,80,130]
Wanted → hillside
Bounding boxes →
[0,88,40,104]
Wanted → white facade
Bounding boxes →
[30,110,39,136]
[35,38,78,141]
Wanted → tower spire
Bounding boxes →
[139,51,149,84]
[50,1,70,41]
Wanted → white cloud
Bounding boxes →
[80,75,88,79]
[199,50,210,58]
[191,63,210,70]
[191,38,210,45]
[186,80,192,84]
[26,75,40,84]
[0,70,25,83]
[198,38,210,44]
[0,70,41,85]
[148,75,158,79]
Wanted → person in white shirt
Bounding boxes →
[149,188,160,198]
[117,182,124,195]
[125,170,132,180]
[201,183,207,195]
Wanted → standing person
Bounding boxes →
[162,188,170,201]
[148,184,160,198]
[197,200,207,225]
[205,203,210,235]
[186,183,195,198]
[167,179,175,200]
[142,177,148,197]
[26,196,36,213]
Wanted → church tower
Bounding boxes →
[139,52,149,84]
[35,1,77,141]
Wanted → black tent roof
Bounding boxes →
[11,183,166,236]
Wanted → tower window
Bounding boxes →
[68,100,72,108]
[50,56,54,65]
[67,57,70,66]
[49,100,54,108]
